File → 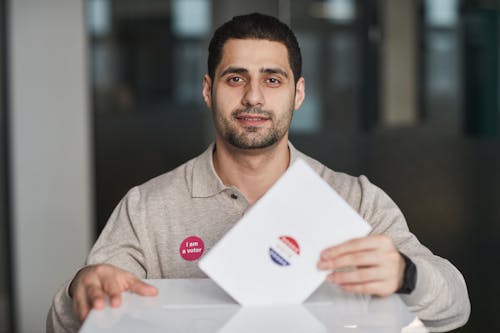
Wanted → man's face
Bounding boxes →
[203,39,305,150]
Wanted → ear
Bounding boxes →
[202,74,213,108]
[293,77,305,111]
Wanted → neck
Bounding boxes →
[213,137,290,205]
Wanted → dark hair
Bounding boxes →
[208,13,302,83]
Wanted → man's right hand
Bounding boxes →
[69,264,158,321]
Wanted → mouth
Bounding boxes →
[234,114,270,127]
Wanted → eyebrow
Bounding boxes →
[219,66,289,79]
[260,68,288,78]
[219,67,248,77]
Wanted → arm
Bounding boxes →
[47,187,157,333]
[319,175,470,332]
[47,265,156,333]
[362,176,470,331]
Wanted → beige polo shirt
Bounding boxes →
[47,143,470,333]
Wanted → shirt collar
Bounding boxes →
[191,141,300,198]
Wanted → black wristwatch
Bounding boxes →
[396,252,417,294]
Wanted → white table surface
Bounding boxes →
[79,279,428,333]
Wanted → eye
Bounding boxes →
[266,77,281,86]
[227,76,245,85]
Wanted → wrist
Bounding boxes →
[396,252,417,294]
[68,266,91,298]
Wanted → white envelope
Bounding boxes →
[198,158,372,305]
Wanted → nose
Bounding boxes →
[241,81,264,107]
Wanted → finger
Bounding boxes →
[73,285,90,321]
[102,280,123,308]
[128,280,158,296]
[86,284,105,310]
[321,235,389,260]
[72,266,104,321]
[327,267,385,285]
[318,251,381,270]
[339,281,393,297]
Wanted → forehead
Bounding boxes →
[217,39,291,74]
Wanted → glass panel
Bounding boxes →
[291,32,322,133]
[89,0,212,231]
[171,0,211,37]
[422,26,461,134]
[290,0,360,134]
[309,0,356,23]
[425,0,459,27]
[462,6,499,137]
[88,0,111,36]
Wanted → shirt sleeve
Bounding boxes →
[357,175,470,332]
[85,186,147,275]
[46,279,80,333]
[46,187,147,333]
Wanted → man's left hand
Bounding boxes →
[317,235,405,297]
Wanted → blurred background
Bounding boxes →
[1,0,499,332]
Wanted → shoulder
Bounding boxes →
[295,149,398,224]
[295,150,363,204]
[121,154,198,210]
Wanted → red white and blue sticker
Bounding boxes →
[179,236,204,261]
[269,236,300,267]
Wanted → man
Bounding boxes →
[47,13,470,332]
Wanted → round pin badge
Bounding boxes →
[179,236,205,261]
[269,235,300,267]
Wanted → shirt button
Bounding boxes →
[230,193,238,200]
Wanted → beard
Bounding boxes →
[213,105,294,150]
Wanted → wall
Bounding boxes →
[0,0,10,330]
[8,1,92,332]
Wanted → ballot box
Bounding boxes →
[79,279,427,333]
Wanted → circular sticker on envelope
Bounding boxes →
[179,236,205,261]
[269,236,300,267]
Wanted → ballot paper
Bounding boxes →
[198,158,372,306]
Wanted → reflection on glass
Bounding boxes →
[88,0,111,36]
[172,0,211,38]
[426,32,459,94]
[84,305,238,333]
[292,32,322,133]
[423,0,461,133]
[328,31,356,89]
[89,0,211,114]
[326,30,359,132]
[425,0,458,27]
[310,0,356,23]
[217,306,326,333]
[308,297,418,333]
[92,43,116,91]
[172,41,206,104]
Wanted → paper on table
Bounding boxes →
[198,158,372,306]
